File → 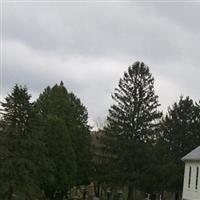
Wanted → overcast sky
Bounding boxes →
[1,1,200,128]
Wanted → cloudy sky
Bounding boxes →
[1,1,200,128]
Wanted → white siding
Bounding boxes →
[183,162,200,200]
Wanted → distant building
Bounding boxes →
[182,146,200,200]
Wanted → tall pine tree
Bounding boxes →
[103,62,162,200]
[0,85,46,200]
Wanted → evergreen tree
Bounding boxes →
[36,82,91,186]
[0,85,46,200]
[161,96,200,197]
[91,130,111,198]
[42,116,76,200]
[144,138,179,200]
[103,62,162,200]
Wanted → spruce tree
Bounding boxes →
[104,62,162,200]
[161,96,200,196]
[42,116,76,199]
[36,82,91,186]
[0,85,46,199]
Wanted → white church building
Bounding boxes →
[182,146,200,200]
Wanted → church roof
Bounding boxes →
[182,146,200,161]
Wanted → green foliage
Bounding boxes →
[161,96,200,191]
[0,82,91,199]
[0,85,46,199]
[90,130,112,197]
[142,139,179,194]
[36,81,91,186]
[42,115,76,199]
[163,96,200,161]
[102,62,162,199]
[2,67,200,200]
[107,61,161,142]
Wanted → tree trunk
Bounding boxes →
[150,193,156,200]
[94,182,101,197]
[8,186,13,200]
[160,191,164,200]
[127,185,134,200]
[175,191,179,200]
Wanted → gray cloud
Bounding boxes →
[2,2,200,127]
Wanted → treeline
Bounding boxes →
[0,61,200,200]
[0,82,91,200]
[92,62,200,200]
